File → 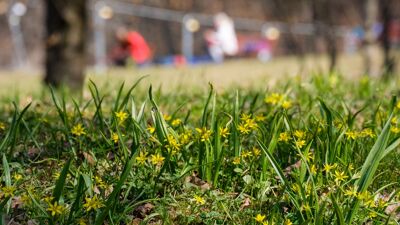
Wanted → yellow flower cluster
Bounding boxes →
[196,127,212,142]
[135,152,165,166]
[165,134,181,154]
[293,130,306,149]
[83,195,104,211]
[345,128,376,140]
[171,118,182,127]
[47,201,66,216]
[237,114,257,135]
[264,93,292,109]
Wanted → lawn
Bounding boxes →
[1,55,400,224]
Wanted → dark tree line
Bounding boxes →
[44,0,398,89]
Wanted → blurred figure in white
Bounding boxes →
[204,13,239,62]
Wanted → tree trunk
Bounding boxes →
[312,0,337,72]
[362,0,378,75]
[380,0,395,77]
[44,0,87,89]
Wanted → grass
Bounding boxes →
[1,61,400,224]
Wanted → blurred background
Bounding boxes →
[0,0,400,86]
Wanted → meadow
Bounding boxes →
[1,57,400,224]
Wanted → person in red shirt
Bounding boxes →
[112,27,152,66]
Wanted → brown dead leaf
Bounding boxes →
[130,218,142,225]
[134,203,155,218]
[11,196,23,209]
[82,151,96,166]
[283,160,302,176]
[239,197,251,211]
[185,172,211,190]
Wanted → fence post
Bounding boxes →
[93,0,108,73]
[182,14,194,63]
[8,2,27,69]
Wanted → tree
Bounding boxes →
[312,0,337,72]
[362,0,378,75]
[380,0,395,77]
[44,0,87,89]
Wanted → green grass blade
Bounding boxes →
[52,159,72,202]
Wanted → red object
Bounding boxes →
[125,31,152,64]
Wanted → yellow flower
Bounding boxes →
[232,157,241,165]
[237,123,251,134]
[255,114,266,122]
[391,116,398,124]
[390,126,400,134]
[43,196,54,204]
[302,203,311,212]
[83,195,104,211]
[165,134,181,154]
[345,130,358,140]
[77,218,87,225]
[71,123,86,136]
[115,111,128,123]
[146,126,155,135]
[219,127,230,138]
[323,163,336,173]
[304,151,313,161]
[281,100,292,109]
[53,172,60,180]
[357,191,371,201]
[360,128,375,138]
[0,122,5,130]
[13,173,23,181]
[111,132,119,143]
[255,214,266,223]
[252,147,261,157]
[310,165,317,175]
[150,153,165,166]
[21,193,31,204]
[344,187,358,197]
[196,127,212,142]
[47,201,66,216]
[1,186,16,197]
[163,114,171,121]
[284,219,293,225]
[294,130,305,139]
[396,101,400,110]
[294,139,306,149]
[135,151,148,165]
[245,118,258,129]
[240,113,252,121]
[364,198,376,208]
[291,183,300,193]
[377,198,388,208]
[241,150,252,158]
[193,195,205,205]
[334,170,349,183]
[278,132,290,142]
[180,131,192,145]
[171,119,182,127]
[368,211,377,218]
[348,163,354,171]
[94,176,107,189]
[265,93,283,105]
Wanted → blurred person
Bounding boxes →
[111,27,152,67]
[204,13,239,62]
